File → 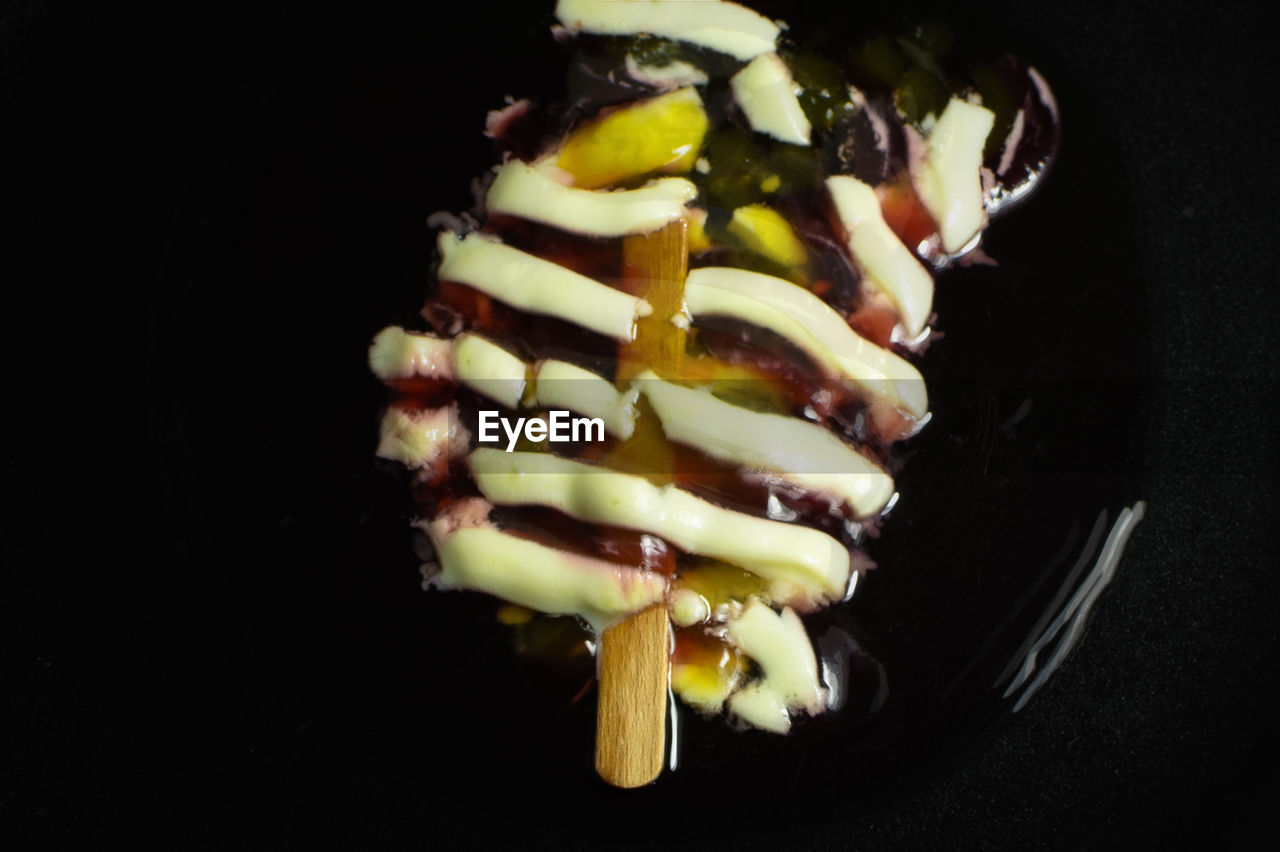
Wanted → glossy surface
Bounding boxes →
[381,2,1037,740]
[170,0,1148,785]
[10,0,1280,845]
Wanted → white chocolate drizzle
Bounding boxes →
[730,53,811,146]
[725,601,827,733]
[826,175,935,338]
[555,0,780,61]
[437,230,652,341]
[683,266,928,416]
[637,371,896,517]
[421,497,668,633]
[469,449,853,604]
[375,405,466,470]
[910,97,997,254]
[486,161,697,238]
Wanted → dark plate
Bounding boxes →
[9,0,1277,847]
[160,0,1148,834]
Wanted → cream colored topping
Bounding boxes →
[453,333,528,410]
[382,327,635,436]
[911,97,997,253]
[469,449,852,602]
[625,54,709,89]
[421,497,667,633]
[533,359,639,440]
[669,588,711,627]
[375,405,465,470]
[636,372,896,517]
[825,175,934,338]
[725,601,826,733]
[485,161,697,238]
[368,326,455,382]
[437,230,652,341]
[682,267,928,417]
[729,53,811,146]
[555,0,779,61]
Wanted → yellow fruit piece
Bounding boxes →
[675,558,770,609]
[727,203,809,269]
[687,207,712,253]
[557,88,709,189]
[496,604,535,625]
[670,635,745,713]
[672,662,738,712]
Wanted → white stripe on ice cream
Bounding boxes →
[454,333,528,410]
[485,161,697,238]
[421,497,667,632]
[730,53,811,146]
[368,326,456,382]
[555,0,779,61]
[910,97,997,253]
[375,404,466,470]
[636,372,896,517]
[469,449,852,603]
[437,230,652,341]
[724,601,827,733]
[533,359,639,440]
[369,327,635,436]
[682,266,928,416]
[455,340,640,440]
[826,175,934,338]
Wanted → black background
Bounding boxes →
[4,0,1279,847]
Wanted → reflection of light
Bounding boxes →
[818,628,851,711]
[667,631,679,771]
[817,625,889,713]
[842,568,860,602]
[999,502,1147,712]
[667,684,680,772]
[639,534,666,564]
[766,492,798,522]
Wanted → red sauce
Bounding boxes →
[486,214,623,283]
[671,627,744,679]
[387,377,454,408]
[494,506,676,575]
[848,304,899,349]
[432,279,619,364]
[878,178,938,252]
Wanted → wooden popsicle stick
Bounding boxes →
[618,218,690,380]
[595,603,671,788]
[594,219,688,788]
